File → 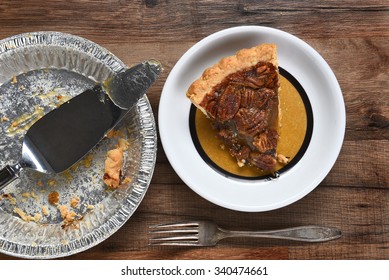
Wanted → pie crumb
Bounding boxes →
[22,192,30,198]
[70,196,80,208]
[122,177,132,184]
[106,129,124,139]
[42,205,50,216]
[103,138,130,190]
[277,154,289,164]
[31,192,39,200]
[7,195,16,205]
[13,207,28,222]
[103,148,123,189]
[34,213,42,222]
[47,179,56,187]
[58,205,68,218]
[118,138,129,150]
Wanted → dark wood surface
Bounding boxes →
[0,0,388,260]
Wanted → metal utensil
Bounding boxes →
[0,59,162,190]
[149,220,341,246]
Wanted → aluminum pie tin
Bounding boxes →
[0,32,157,259]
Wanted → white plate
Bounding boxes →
[159,26,345,212]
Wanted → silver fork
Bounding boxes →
[149,220,341,246]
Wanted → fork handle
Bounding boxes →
[220,226,341,242]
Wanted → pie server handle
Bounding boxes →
[0,163,23,191]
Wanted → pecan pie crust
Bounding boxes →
[187,44,278,115]
[187,44,282,172]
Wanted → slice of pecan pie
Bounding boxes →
[187,44,280,172]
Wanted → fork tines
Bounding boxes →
[149,221,200,246]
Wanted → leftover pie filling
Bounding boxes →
[103,136,130,189]
[187,44,281,172]
[103,147,124,189]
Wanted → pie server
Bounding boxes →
[0,59,162,190]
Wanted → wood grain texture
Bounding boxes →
[0,0,388,42]
[0,0,388,260]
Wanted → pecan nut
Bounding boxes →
[216,85,241,122]
[249,152,277,171]
[230,145,251,167]
[253,129,279,153]
[241,88,276,109]
[234,108,268,136]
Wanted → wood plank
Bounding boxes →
[289,244,389,260]
[141,183,389,225]
[0,0,387,42]
[323,140,389,188]
[240,0,389,11]
[61,247,289,260]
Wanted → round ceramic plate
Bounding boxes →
[159,26,345,212]
[0,32,157,258]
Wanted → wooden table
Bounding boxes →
[0,0,388,260]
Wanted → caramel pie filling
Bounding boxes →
[199,62,280,171]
